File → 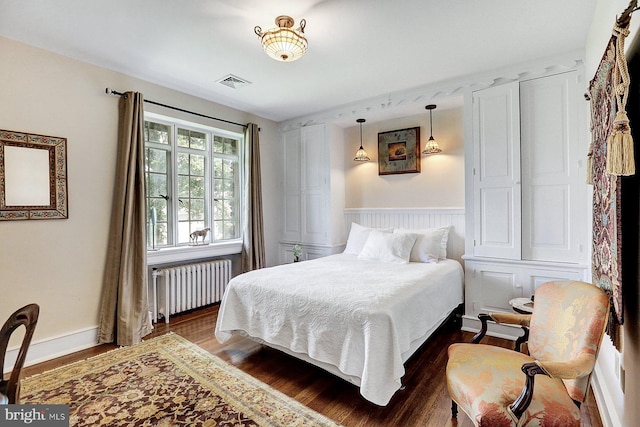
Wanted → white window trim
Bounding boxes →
[144,112,244,263]
[147,239,242,265]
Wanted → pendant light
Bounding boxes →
[422,104,442,155]
[354,118,370,161]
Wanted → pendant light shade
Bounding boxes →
[422,104,442,155]
[254,16,307,62]
[354,119,370,162]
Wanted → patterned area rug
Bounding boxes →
[21,333,341,426]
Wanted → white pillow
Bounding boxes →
[343,223,392,255]
[394,227,449,263]
[358,230,417,264]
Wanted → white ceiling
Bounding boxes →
[0,0,597,125]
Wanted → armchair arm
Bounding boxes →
[509,362,548,420]
[471,313,531,352]
[509,354,596,421]
[537,353,596,379]
[471,313,492,343]
[490,312,531,327]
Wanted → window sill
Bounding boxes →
[147,240,242,266]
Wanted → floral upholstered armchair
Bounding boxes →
[446,281,609,427]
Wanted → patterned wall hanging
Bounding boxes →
[587,1,637,350]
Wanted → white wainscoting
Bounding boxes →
[344,208,466,265]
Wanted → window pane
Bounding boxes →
[147,173,167,197]
[213,221,224,240]
[178,221,191,244]
[146,122,170,144]
[146,148,167,173]
[223,221,236,239]
[154,223,168,246]
[223,159,236,176]
[213,136,237,155]
[213,158,222,178]
[178,128,207,150]
[214,179,223,195]
[190,177,205,198]
[190,132,206,150]
[223,200,234,219]
[190,155,205,176]
[177,128,190,148]
[149,198,167,221]
[190,199,205,220]
[223,179,234,198]
[177,176,189,198]
[178,199,190,221]
[213,136,224,153]
[177,153,190,175]
[224,138,237,155]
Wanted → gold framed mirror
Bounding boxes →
[0,129,68,220]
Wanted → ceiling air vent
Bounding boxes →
[216,74,251,89]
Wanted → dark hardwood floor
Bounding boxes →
[22,305,603,426]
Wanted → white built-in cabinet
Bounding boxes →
[463,70,589,334]
[279,123,345,263]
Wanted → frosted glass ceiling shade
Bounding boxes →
[354,118,370,162]
[254,16,307,62]
[422,104,442,155]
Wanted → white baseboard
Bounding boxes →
[4,326,99,373]
[591,357,624,427]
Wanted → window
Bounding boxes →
[144,115,242,250]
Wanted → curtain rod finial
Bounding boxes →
[105,87,110,94]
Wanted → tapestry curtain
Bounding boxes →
[241,123,266,272]
[589,24,632,350]
[97,91,153,346]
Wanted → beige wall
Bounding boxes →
[0,36,281,345]
[344,107,464,208]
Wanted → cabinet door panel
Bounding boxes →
[467,263,520,314]
[521,72,583,263]
[478,187,516,248]
[282,130,301,241]
[524,268,584,297]
[472,82,521,259]
[283,193,301,240]
[283,130,301,192]
[302,191,325,243]
[302,125,326,192]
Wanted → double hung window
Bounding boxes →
[144,114,242,250]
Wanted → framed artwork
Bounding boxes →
[0,129,68,220]
[377,127,420,175]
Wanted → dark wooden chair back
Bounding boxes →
[0,304,39,404]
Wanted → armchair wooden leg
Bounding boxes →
[451,400,458,418]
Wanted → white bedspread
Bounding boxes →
[215,254,463,405]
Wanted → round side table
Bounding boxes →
[509,297,534,314]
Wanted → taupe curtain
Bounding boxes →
[97,91,153,346]
[241,123,266,272]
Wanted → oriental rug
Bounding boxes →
[20,333,341,427]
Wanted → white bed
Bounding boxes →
[215,227,464,406]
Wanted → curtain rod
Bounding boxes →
[105,88,248,129]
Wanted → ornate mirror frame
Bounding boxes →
[0,129,68,220]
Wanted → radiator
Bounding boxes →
[151,259,231,323]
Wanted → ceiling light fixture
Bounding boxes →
[422,104,442,155]
[354,119,370,162]
[254,15,307,62]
